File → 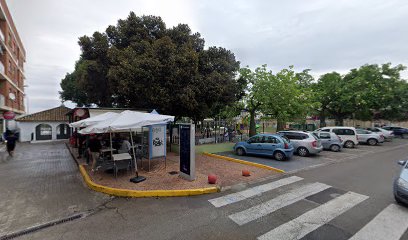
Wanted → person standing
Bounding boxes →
[88,134,102,172]
[5,132,18,157]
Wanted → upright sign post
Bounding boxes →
[149,124,167,171]
[179,124,196,181]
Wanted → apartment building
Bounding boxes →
[0,0,25,135]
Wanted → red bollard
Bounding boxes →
[208,174,217,184]
[242,170,250,177]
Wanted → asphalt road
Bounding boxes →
[8,139,408,240]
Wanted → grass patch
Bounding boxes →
[168,142,235,155]
[196,142,235,154]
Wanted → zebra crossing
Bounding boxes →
[208,176,408,240]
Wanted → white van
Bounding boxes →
[316,127,358,148]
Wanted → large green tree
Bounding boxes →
[60,13,241,120]
[240,65,318,136]
[314,63,407,125]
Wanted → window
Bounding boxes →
[282,132,304,140]
[248,136,261,144]
[299,133,309,139]
[266,136,279,144]
[321,129,330,132]
[333,128,355,135]
[319,133,331,139]
[40,124,52,136]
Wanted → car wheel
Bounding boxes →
[330,144,340,152]
[236,148,245,156]
[367,138,378,146]
[274,151,285,161]
[297,147,309,157]
[344,141,355,148]
[402,134,408,139]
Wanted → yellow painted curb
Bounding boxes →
[203,152,285,173]
[78,165,219,198]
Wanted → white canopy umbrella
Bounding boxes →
[78,110,175,182]
[70,112,119,128]
[78,110,174,134]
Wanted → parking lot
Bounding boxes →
[216,138,408,173]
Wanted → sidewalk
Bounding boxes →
[0,142,110,236]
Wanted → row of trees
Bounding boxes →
[60,13,408,137]
[237,63,407,136]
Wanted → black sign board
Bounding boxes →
[179,124,191,175]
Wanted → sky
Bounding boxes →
[7,0,408,113]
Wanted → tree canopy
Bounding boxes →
[240,65,319,135]
[60,12,241,121]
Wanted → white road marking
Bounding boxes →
[209,176,303,208]
[257,191,369,240]
[229,182,331,225]
[349,204,408,240]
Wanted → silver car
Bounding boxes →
[356,129,385,145]
[278,131,323,157]
[394,160,408,205]
[312,131,343,152]
[366,127,394,141]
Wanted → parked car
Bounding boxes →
[356,129,384,145]
[312,131,343,152]
[277,131,323,157]
[382,126,408,139]
[394,159,408,205]
[233,134,294,161]
[366,127,394,141]
[316,127,358,148]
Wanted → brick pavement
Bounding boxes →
[0,142,110,236]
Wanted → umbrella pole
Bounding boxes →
[129,129,146,183]
[129,129,138,176]
[110,132,113,160]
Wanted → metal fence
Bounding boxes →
[169,120,253,145]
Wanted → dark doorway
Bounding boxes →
[35,124,52,140]
[57,123,71,139]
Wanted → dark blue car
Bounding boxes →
[382,126,408,138]
[233,134,294,161]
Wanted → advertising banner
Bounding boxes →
[150,125,166,158]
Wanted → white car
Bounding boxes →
[366,127,394,141]
[316,127,359,148]
[356,129,385,145]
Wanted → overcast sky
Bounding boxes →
[7,0,408,113]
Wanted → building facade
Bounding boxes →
[16,106,71,142]
[0,0,26,135]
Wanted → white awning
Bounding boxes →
[70,112,119,128]
[79,110,174,134]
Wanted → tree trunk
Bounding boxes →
[319,113,326,128]
[335,115,344,126]
[249,110,257,137]
[277,119,286,131]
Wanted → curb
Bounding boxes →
[203,152,285,173]
[78,165,219,198]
